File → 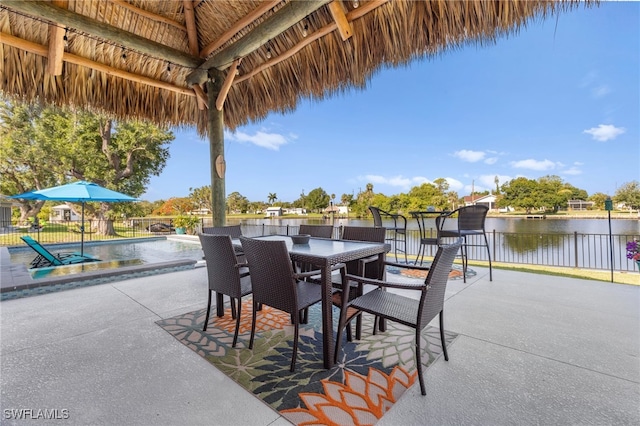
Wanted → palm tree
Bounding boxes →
[267,193,277,205]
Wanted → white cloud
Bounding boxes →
[563,167,582,176]
[225,129,290,150]
[478,174,511,190]
[484,157,498,165]
[574,161,584,166]
[580,71,598,88]
[592,85,611,98]
[453,150,486,162]
[510,159,557,171]
[359,175,433,190]
[445,178,464,192]
[583,124,626,142]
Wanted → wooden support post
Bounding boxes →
[206,69,226,227]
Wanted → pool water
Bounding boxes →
[9,237,204,279]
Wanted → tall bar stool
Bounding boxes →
[439,205,492,282]
[368,206,407,263]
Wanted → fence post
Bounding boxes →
[493,229,496,263]
[574,231,578,268]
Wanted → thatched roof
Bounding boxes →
[0,0,595,134]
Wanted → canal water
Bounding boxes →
[231,216,639,235]
[228,216,639,271]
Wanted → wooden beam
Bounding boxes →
[183,0,199,56]
[328,1,352,41]
[108,0,186,31]
[199,0,280,59]
[235,24,336,84]
[1,0,202,69]
[215,59,240,111]
[1,32,195,97]
[191,83,208,110]
[186,0,332,85]
[46,0,68,76]
[235,0,390,84]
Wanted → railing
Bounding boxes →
[2,218,638,273]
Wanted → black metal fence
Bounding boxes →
[2,218,638,273]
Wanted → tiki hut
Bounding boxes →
[0,0,597,224]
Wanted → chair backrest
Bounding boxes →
[418,238,463,329]
[298,224,334,239]
[456,205,489,231]
[341,226,386,243]
[201,224,243,238]
[340,226,386,278]
[368,206,385,227]
[20,236,62,265]
[198,234,246,298]
[239,237,297,314]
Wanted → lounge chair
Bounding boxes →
[20,236,100,269]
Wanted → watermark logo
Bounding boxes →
[3,408,70,420]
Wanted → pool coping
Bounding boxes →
[1,236,201,295]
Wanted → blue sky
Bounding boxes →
[143,2,639,203]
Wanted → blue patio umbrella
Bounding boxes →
[10,181,138,255]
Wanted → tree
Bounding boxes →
[305,187,329,212]
[588,192,610,210]
[227,191,249,213]
[614,181,640,210]
[267,192,277,205]
[0,101,67,223]
[500,177,538,213]
[1,99,173,233]
[189,186,212,213]
[65,113,172,235]
[341,193,354,207]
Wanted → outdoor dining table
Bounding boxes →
[230,235,389,369]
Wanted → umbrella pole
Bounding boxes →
[81,202,85,256]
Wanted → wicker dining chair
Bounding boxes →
[198,233,252,347]
[201,224,243,238]
[298,224,334,239]
[334,238,463,395]
[438,205,492,282]
[239,236,323,372]
[202,224,245,259]
[369,206,408,263]
[333,226,387,340]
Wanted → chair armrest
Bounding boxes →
[383,260,430,272]
[343,273,425,291]
[293,269,325,280]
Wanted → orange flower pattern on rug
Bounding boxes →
[281,366,416,425]
[157,297,457,426]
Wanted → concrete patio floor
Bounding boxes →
[1,264,638,425]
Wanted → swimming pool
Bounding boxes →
[2,237,204,300]
[10,237,203,273]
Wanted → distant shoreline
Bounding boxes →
[489,212,639,220]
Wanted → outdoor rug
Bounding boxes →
[156,297,457,425]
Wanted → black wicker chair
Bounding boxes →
[239,236,323,372]
[202,224,245,259]
[198,233,252,347]
[334,238,463,395]
[369,206,408,263]
[438,205,492,282]
[298,224,334,239]
[332,226,387,340]
[201,224,243,237]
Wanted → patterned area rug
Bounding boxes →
[387,262,476,280]
[156,299,456,425]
